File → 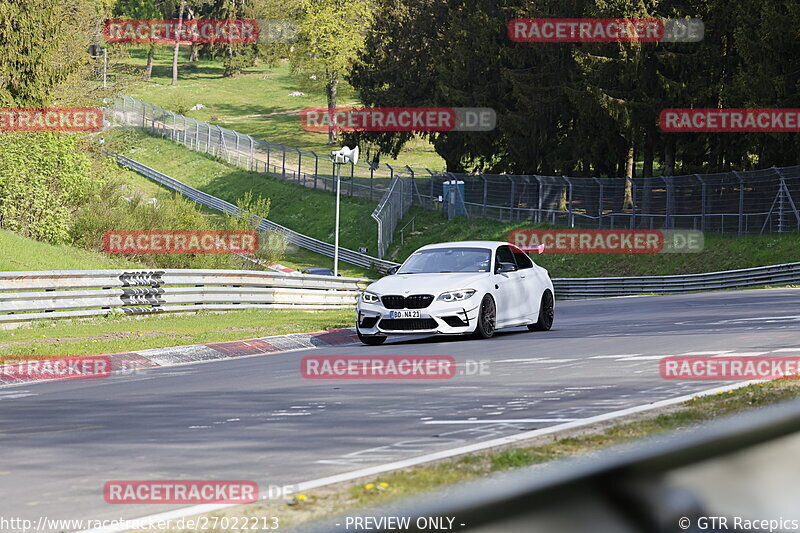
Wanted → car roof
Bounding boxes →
[416,241,508,251]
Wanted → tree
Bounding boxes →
[291,0,374,145]
[0,0,103,106]
[113,0,166,80]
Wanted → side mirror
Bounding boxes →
[495,262,518,274]
[387,266,399,275]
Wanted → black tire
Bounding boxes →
[528,290,554,331]
[473,295,497,339]
[358,329,387,346]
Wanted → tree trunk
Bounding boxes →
[189,44,199,62]
[326,73,339,145]
[623,141,634,208]
[643,128,654,178]
[171,0,186,86]
[144,46,154,81]
[664,138,675,176]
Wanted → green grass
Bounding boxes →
[106,129,380,254]
[0,229,144,271]
[170,379,800,532]
[0,308,352,358]
[387,207,800,278]
[120,47,445,170]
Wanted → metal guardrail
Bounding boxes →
[552,262,800,299]
[0,269,371,328]
[115,155,399,273]
[1,262,796,326]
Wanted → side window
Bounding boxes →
[495,246,515,269]
[511,246,533,269]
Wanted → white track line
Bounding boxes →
[79,379,761,533]
[423,419,578,424]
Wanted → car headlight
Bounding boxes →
[361,291,380,304]
[437,289,476,302]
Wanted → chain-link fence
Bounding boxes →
[107,96,800,259]
[107,96,397,202]
[420,167,800,236]
[372,173,415,258]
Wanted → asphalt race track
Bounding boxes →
[1,288,799,529]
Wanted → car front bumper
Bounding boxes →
[356,300,481,336]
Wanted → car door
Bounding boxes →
[494,245,526,324]
[510,245,538,321]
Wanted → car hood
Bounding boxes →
[366,272,488,297]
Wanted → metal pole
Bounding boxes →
[695,175,706,233]
[734,171,744,235]
[103,48,107,89]
[314,152,319,189]
[297,149,303,184]
[334,163,341,276]
[235,132,241,167]
[482,176,488,217]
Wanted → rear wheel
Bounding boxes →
[528,290,554,331]
[358,329,386,346]
[473,295,496,339]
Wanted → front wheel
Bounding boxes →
[528,290,554,331]
[358,330,386,346]
[473,295,496,339]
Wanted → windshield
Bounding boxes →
[397,247,492,274]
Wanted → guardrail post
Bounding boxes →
[266,142,271,172]
[249,136,255,171]
[206,123,212,154]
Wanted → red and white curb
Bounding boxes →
[0,328,359,387]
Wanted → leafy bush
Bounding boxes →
[0,132,98,244]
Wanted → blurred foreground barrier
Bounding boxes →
[0,269,371,328]
[294,398,800,533]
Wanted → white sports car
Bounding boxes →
[356,241,554,345]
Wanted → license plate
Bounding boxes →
[389,310,420,319]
